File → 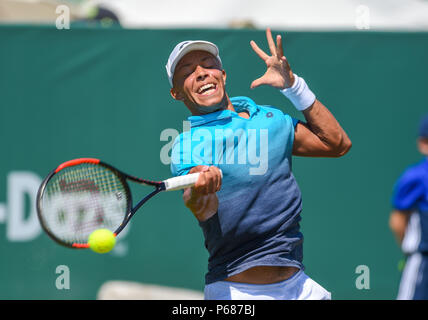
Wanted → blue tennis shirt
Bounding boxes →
[171,96,304,284]
[392,157,428,253]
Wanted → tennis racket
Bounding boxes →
[36,158,213,249]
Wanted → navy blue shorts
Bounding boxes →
[397,253,428,300]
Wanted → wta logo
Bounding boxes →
[160,121,269,175]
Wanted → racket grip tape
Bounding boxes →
[163,170,223,191]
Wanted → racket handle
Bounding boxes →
[163,170,223,192]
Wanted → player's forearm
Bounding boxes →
[183,188,218,222]
[302,99,352,157]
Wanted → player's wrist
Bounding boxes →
[280,74,316,111]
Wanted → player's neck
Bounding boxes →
[188,94,233,116]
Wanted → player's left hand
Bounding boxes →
[250,28,295,90]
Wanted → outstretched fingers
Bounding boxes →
[250,40,269,61]
[249,28,292,90]
[250,77,264,89]
[276,34,284,59]
[266,28,277,56]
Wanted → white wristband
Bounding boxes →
[280,74,316,111]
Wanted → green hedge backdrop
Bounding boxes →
[1,25,427,299]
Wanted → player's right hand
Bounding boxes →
[189,165,222,194]
[183,165,222,221]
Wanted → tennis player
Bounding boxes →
[390,114,428,300]
[166,29,352,300]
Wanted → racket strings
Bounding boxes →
[41,163,128,245]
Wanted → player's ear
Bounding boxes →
[222,70,227,85]
[170,87,184,101]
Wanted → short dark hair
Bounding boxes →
[419,114,428,138]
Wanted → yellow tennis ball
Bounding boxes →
[88,229,116,254]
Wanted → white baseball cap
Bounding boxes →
[166,40,222,87]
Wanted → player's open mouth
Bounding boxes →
[197,83,217,96]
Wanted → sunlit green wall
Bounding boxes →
[1,26,427,299]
